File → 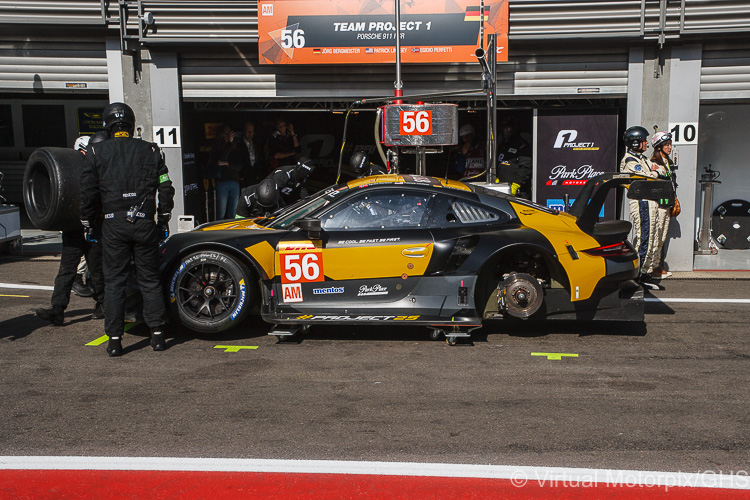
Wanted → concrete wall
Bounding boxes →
[106,42,183,232]
[628,43,701,272]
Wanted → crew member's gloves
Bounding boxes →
[511,183,521,196]
[80,220,98,242]
[157,213,171,241]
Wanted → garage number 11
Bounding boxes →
[153,126,181,148]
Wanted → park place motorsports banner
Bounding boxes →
[258,0,509,64]
[536,110,619,220]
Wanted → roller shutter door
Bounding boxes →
[179,42,628,101]
[701,41,750,100]
[0,37,108,93]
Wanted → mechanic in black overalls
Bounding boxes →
[80,103,175,357]
[268,157,315,205]
[235,158,314,218]
[495,121,533,198]
[236,178,281,219]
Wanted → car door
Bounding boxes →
[274,187,436,314]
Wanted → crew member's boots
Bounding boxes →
[639,273,660,291]
[72,274,94,297]
[35,306,64,326]
[150,329,166,351]
[92,302,104,319]
[107,336,123,357]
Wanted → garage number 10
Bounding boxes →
[281,252,324,283]
[281,29,305,48]
[400,110,433,136]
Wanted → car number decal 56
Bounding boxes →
[280,251,324,283]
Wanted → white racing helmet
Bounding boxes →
[652,131,672,149]
[74,135,90,153]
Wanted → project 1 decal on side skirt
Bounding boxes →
[293,315,420,321]
[230,279,246,320]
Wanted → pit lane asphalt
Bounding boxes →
[1,255,748,474]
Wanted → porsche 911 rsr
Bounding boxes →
[160,173,673,343]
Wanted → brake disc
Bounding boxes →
[498,272,543,318]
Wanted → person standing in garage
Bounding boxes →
[495,120,532,198]
[80,102,175,357]
[238,121,267,187]
[268,117,300,169]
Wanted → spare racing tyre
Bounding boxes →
[167,250,256,333]
[23,147,86,231]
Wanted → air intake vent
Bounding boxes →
[451,201,499,223]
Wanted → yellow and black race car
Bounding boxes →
[160,172,672,343]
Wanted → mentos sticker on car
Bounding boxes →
[547,199,604,218]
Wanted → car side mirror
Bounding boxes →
[296,217,322,239]
[627,179,675,207]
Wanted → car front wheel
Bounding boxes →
[168,250,254,333]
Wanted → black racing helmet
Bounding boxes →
[256,179,280,208]
[295,157,315,181]
[102,102,136,136]
[623,126,649,151]
[350,151,368,174]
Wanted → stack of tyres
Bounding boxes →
[23,147,86,231]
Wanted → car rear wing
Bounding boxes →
[568,173,675,236]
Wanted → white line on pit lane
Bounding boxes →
[646,298,750,304]
[0,283,54,291]
[1,456,748,490]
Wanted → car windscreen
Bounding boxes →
[261,185,349,229]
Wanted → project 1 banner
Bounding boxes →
[535,110,619,220]
[258,0,509,64]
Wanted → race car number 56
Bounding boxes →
[400,110,433,136]
[281,252,324,283]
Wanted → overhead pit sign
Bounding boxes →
[258,0,509,64]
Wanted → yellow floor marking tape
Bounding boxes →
[85,335,109,346]
[531,352,579,360]
[85,323,140,346]
[214,345,259,353]
[0,294,30,298]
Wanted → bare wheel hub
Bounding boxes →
[499,272,543,318]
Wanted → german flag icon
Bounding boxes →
[464,6,490,21]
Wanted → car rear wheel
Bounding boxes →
[168,251,255,333]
